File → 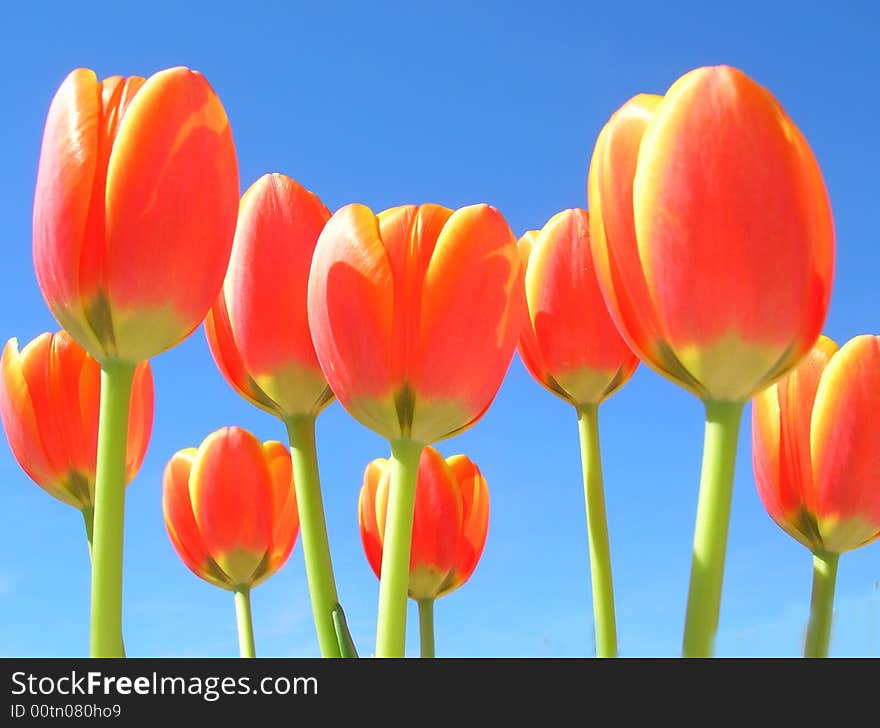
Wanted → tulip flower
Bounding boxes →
[33,66,239,656]
[205,173,342,657]
[308,202,523,656]
[163,426,299,658]
[518,209,638,657]
[752,335,880,657]
[588,65,834,656]
[0,331,153,549]
[359,447,489,657]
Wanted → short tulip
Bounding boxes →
[163,426,299,657]
[587,66,835,656]
[752,335,880,656]
[0,331,152,542]
[518,208,638,657]
[205,173,342,657]
[359,446,489,656]
[308,202,522,657]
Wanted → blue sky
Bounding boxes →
[1,0,879,657]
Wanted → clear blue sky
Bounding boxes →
[1,1,878,657]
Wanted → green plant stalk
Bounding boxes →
[285,415,342,658]
[804,551,839,658]
[82,505,94,560]
[576,404,618,658]
[375,438,423,657]
[89,361,135,658]
[234,588,256,658]
[418,599,435,658]
[682,399,744,657]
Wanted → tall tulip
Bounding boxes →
[33,66,239,656]
[163,427,299,658]
[0,331,153,550]
[752,335,880,657]
[359,447,489,657]
[205,173,341,656]
[588,66,834,656]
[308,202,523,656]
[518,209,638,657]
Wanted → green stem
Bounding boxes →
[418,599,435,658]
[82,505,94,561]
[234,588,256,658]
[285,415,342,658]
[89,361,135,658]
[804,551,839,658]
[682,399,744,658]
[576,404,617,658]
[375,438,423,658]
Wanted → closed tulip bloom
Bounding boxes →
[33,67,239,365]
[588,66,835,657]
[359,447,489,657]
[752,335,880,656]
[163,427,299,657]
[519,208,638,406]
[517,208,638,657]
[0,331,152,520]
[308,202,524,445]
[205,173,334,420]
[588,68,833,402]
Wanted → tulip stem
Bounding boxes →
[234,588,256,658]
[418,599,435,658]
[682,399,744,657]
[375,438,423,657]
[576,404,618,658]
[90,361,135,658]
[804,551,839,658]
[285,415,342,658]
[82,505,94,560]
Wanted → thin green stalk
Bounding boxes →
[285,415,342,658]
[804,551,839,658]
[82,505,94,561]
[418,599,435,658]
[234,588,256,658]
[576,404,617,658]
[682,399,744,657]
[90,361,135,658]
[375,438,423,658]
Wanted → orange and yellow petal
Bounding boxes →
[262,440,299,578]
[358,458,389,579]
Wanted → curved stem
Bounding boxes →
[82,505,94,561]
[234,588,256,658]
[285,415,342,658]
[682,399,744,658]
[90,361,135,658]
[418,599,435,658]
[375,438,423,658]
[576,404,617,658]
[804,551,839,658]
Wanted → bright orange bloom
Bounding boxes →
[588,66,834,402]
[205,173,334,419]
[0,331,153,510]
[518,208,638,406]
[307,203,524,443]
[752,335,880,554]
[33,67,239,365]
[359,446,489,600]
[162,427,299,589]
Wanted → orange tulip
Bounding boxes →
[587,66,835,657]
[33,67,239,365]
[307,202,524,444]
[519,208,638,406]
[752,335,880,656]
[588,67,833,402]
[0,331,152,518]
[205,173,334,420]
[517,208,637,657]
[359,447,489,600]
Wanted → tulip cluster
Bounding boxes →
[8,58,875,660]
